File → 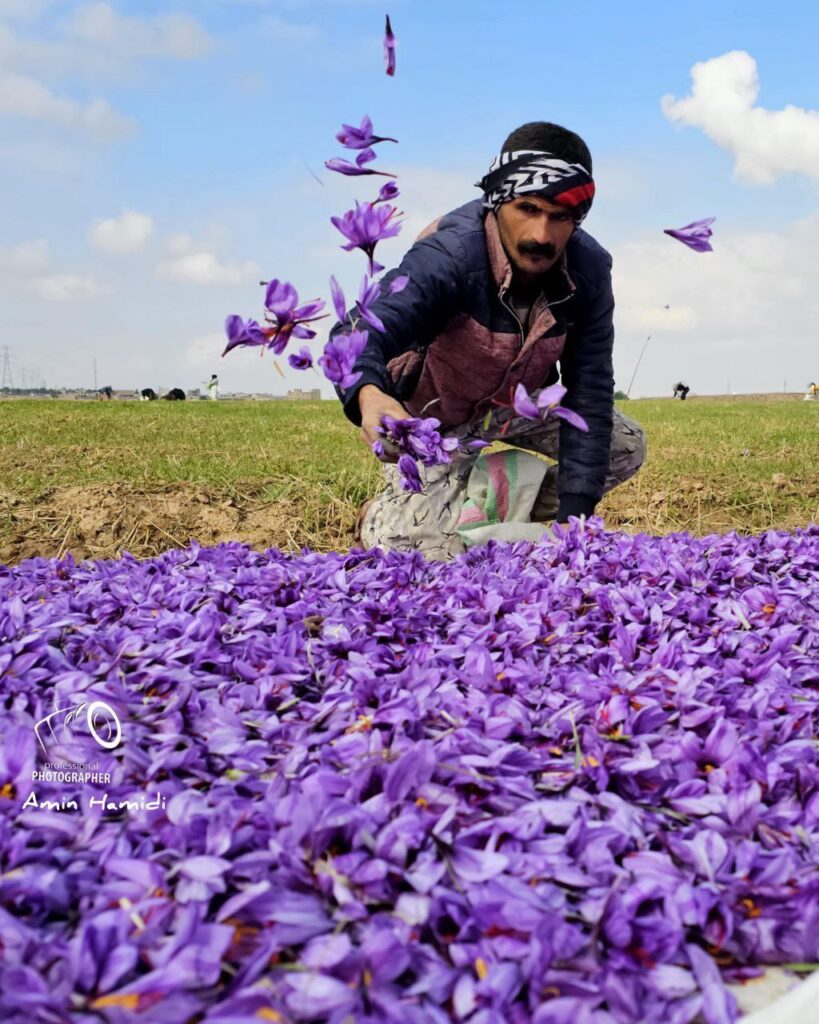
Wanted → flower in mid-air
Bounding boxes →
[384,15,396,76]
[325,148,395,178]
[288,347,314,371]
[262,279,327,355]
[319,330,368,389]
[222,316,268,355]
[336,115,397,150]
[663,218,715,253]
[331,201,402,275]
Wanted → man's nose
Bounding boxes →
[531,217,558,245]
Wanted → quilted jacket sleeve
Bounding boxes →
[331,230,466,426]
[556,252,615,519]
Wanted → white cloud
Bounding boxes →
[0,68,134,138]
[0,0,54,18]
[64,2,212,61]
[0,238,102,301]
[0,239,51,276]
[661,51,819,184]
[157,251,261,286]
[89,209,155,253]
[184,333,226,371]
[31,272,101,301]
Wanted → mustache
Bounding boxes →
[518,240,557,259]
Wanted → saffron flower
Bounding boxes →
[384,14,396,76]
[509,382,590,432]
[397,453,421,492]
[376,181,400,203]
[325,148,395,178]
[222,315,268,355]
[262,279,327,355]
[0,521,817,1022]
[287,347,314,371]
[379,414,459,466]
[663,217,715,253]
[331,200,402,274]
[319,329,367,389]
[335,115,397,150]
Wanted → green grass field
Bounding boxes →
[0,396,816,564]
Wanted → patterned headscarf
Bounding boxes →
[476,149,595,224]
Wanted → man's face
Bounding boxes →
[495,195,575,282]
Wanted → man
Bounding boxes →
[673,382,690,400]
[332,121,646,559]
[204,374,220,401]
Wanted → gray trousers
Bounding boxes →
[360,407,647,560]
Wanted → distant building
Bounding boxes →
[286,388,322,401]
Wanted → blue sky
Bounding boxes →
[2,0,819,397]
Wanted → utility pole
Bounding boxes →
[1,346,14,389]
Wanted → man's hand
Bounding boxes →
[358,385,408,463]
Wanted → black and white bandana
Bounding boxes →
[476,149,596,224]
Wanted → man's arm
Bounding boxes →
[331,230,466,426]
[556,255,615,521]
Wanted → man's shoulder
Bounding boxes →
[566,228,613,286]
[414,200,487,262]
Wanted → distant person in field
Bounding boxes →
[138,388,157,401]
[329,120,646,559]
[204,374,219,401]
[163,388,186,401]
[673,382,690,401]
[97,385,113,400]
[806,382,819,401]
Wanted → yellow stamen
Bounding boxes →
[91,994,140,1010]
[475,957,489,980]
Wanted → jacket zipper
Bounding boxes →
[500,293,525,348]
[500,291,573,349]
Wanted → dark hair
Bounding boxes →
[501,122,592,174]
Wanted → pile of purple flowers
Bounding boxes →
[1,521,817,1023]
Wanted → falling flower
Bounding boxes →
[331,200,402,274]
[222,315,268,355]
[389,274,409,294]
[384,14,396,76]
[376,181,400,203]
[325,148,396,178]
[663,217,715,253]
[288,347,314,371]
[336,115,397,150]
[262,279,327,355]
[319,329,368,389]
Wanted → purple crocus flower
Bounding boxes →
[397,454,421,492]
[384,14,396,76]
[389,274,409,294]
[336,115,397,150]
[262,279,328,355]
[222,315,268,356]
[509,382,589,432]
[331,200,402,275]
[379,414,459,466]
[512,383,540,420]
[287,347,314,371]
[325,148,395,178]
[319,329,367,389]
[357,275,385,332]
[376,181,400,203]
[664,218,715,253]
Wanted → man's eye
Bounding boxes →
[520,204,538,213]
